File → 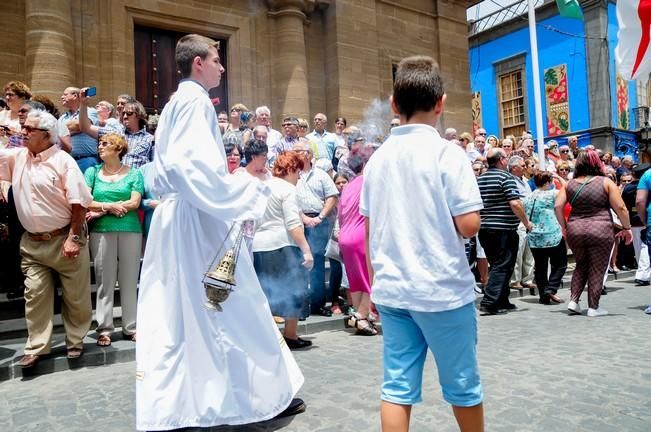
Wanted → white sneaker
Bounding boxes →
[587,307,608,317]
[567,300,581,314]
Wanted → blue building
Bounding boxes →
[468,0,641,160]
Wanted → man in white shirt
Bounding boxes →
[255,105,281,149]
[361,56,484,431]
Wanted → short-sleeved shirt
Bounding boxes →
[0,145,93,232]
[524,189,562,248]
[638,170,651,226]
[295,166,338,214]
[306,130,337,161]
[98,126,154,169]
[477,168,521,230]
[360,124,483,313]
[58,108,99,158]
[84,165,144,233]
[252,177,302,252]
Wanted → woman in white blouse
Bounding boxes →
[253,151,314,350]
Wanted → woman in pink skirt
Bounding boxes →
[339,145,377,336]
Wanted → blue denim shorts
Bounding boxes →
[376,302,483,407]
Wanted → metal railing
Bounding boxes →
[468,0,545,37]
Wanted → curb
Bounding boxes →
[0,314,350,382]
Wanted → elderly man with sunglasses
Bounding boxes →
[0,109,93,368]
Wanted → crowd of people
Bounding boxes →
[3,31,651,431]
[456,127,651,317]
[0,76,650,366]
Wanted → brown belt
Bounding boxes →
[27,225,70,241]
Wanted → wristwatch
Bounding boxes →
[69,234,81,243]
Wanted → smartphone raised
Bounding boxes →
[83,86,97,97]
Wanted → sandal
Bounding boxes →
[345,313,378,336]
[97,334,112,347]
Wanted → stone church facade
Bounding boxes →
[1,0,477,129]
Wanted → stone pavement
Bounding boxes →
[1,276,650,432]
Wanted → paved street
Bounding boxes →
[1,276,650,432]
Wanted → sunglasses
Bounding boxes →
[123,111,135,117]
[22,125,48,133]
[560,150,570,153]
[282,123,296,127]
[559,168,569,172]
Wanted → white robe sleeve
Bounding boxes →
[159,96,270,222]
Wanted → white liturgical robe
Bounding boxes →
[135,80,303,431]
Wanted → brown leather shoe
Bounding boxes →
[17,354,40,369]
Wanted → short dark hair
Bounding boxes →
[349,154,366,175]
[282,116,298,126]
[223,141,241,157]
[336,117,347,126]
[176,34,220,78]
[392,56,444,121]
[244,138,268,164]
[533,172,553,187]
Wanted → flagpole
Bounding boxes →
[528,0,546,169]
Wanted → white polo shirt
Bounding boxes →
[360,124,483,312]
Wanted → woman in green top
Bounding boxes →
[85,133,144,347]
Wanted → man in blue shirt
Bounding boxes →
[58,87,99,173]
[306,113,337,162]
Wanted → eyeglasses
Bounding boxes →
[560,150,570,153]
[21,125,48,133]
[98,141,111,147]
[123,111,135,117]
[282,123,296,127]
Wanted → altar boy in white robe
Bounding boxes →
[135,34,305,431]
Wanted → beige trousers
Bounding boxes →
[20,231,92,355]
[90,231,142,336]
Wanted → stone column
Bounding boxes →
[434,0,477,132]
[581,0,612,150]
[25,0,76,98]
[267,0,311,119]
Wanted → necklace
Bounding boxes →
[103,164,123,175]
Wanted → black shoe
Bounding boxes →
[635,279,651,286]
[284,336,312,350]
[312,306,332,317]
[275,398,306,418]
[479,305,507,315]
[539,298,552,305]
[503,302,518,311]
[601,287,608,295]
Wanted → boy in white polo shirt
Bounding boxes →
[361,56,485,431]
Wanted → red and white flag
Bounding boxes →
[616,0,651,80]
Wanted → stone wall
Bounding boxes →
[0,0,476,131]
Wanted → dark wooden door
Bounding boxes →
[134,25,228,114]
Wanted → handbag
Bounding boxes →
[325,215,341,261]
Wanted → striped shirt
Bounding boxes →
[477,168,521,230]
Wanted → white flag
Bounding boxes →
[616,0,651,80]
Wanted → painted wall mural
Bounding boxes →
[544,64,571,136]
[616,72,630,130]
